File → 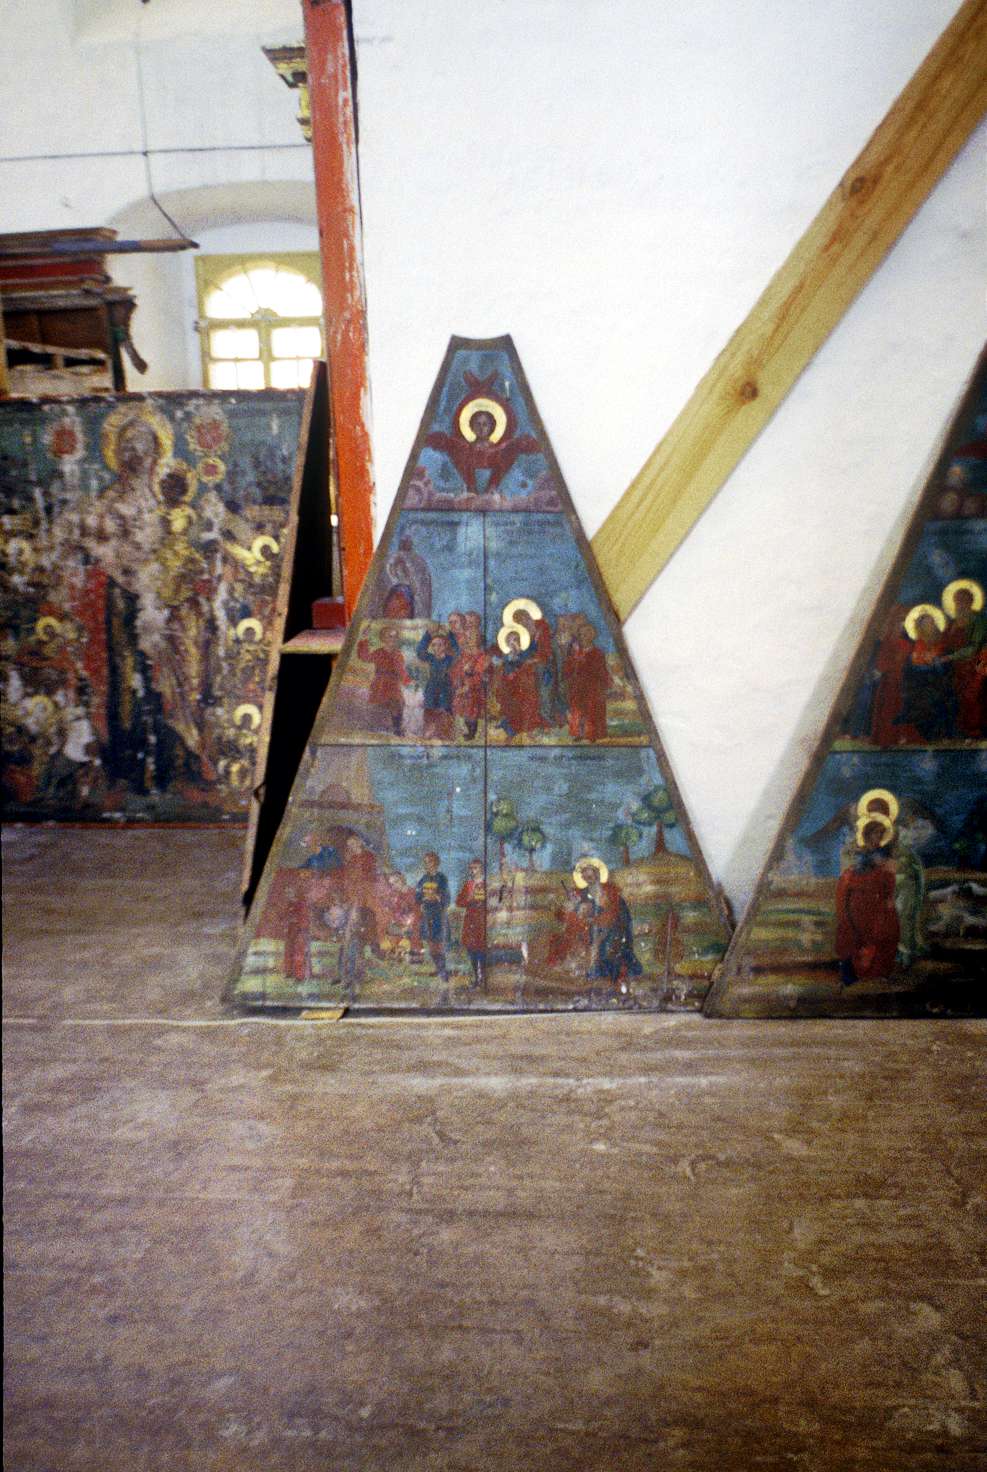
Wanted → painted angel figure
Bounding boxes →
[425,371,540,496]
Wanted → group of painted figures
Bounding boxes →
[271,833,643,1000]
[848,578,986,744]
[357,600,617,742]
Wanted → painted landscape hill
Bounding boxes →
[706,347,987,1019]
[230,337,731,1012]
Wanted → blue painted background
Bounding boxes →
[792,748,987,873]
[486,747,693,872]
[485,514,616,652]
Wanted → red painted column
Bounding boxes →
[303,0,375,617]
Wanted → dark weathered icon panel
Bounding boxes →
[0,392,304,822]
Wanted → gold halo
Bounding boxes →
[6,538,35,566]
[903,603,946,640]
[218,757,251,787]
[502,597,542,627]
[497,624,531,653]
[100,404,173,471]
[166,506,197,536]
[942,578,985,617]
[458,397,508,444]
[24,694,57,725]
[233,702,262,731]
[855,813,894,848]
[35,615,64,642]
[250,534,280,563]
[857,788,900,822]
[156,457,197,504]
[198,455,227,484]
[573,856,609,888]
[235,617,263,643]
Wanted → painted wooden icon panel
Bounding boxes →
[229,336,731,1012]
[707,349,987,1019]
[0,391,304,822]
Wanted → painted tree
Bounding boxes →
[488,796,519,869]
[610,820,643,867]
[633,784,677,855]
[516,820,547,870]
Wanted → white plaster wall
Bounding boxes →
[353,0,986,914]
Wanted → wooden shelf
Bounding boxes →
[280,628,346,655]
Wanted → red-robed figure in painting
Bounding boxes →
[380,869,423,957]
[357,624,409,735]
[456,858,488,989]
[448,614,488,741]
[546,888,595,970]
[564,620,611,741]
[425,372,540,497]
[896,604,955,742]
[835,815,900,985]
[255,868,314,983]
[492,628,547,739]
[869,603,915,745]
[338,834,383,955]
[513,605,564,727]
[59,406,171,785]
[941,579,987,739]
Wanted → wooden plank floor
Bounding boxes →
[3,827,985,1472]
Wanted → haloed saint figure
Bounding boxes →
[65,407,177,792]
[574,857,644,995]
[58,405,219,796]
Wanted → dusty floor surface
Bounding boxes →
[3,826,986,1471]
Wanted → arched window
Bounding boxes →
[195,253,323,390]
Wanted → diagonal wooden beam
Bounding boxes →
[592,0,987,623]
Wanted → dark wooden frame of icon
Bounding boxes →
[228,335,733,1013]
[240,361,342,907]
[705,342,987,1018]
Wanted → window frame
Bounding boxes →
[194,251,324,391]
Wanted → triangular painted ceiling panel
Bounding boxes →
[230,337,731,1012]
[707,347,987,1019]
